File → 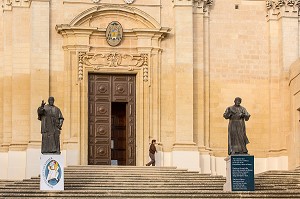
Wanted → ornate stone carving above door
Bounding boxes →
[78,52,149,81]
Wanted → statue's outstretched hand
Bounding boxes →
[41,100,46,108]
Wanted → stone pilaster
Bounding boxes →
[266,0,298,155]
[0,10,3,150]
[29,0,50,147]
[26,0,51,179]
[193,0,214,152]
[173,0,195,147]
[267,0,299,70]
[9,5,31,151]
[1,11,12,153]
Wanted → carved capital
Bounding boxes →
[78,52,149,82]
[266,0,300,16]
[194,0,214,13]
[1,0,31,11]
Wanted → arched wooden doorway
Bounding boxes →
[56,4,170,166]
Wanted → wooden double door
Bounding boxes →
[88,74,136,165]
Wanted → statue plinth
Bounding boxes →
[223,155,255,192]
[40,154,64,191]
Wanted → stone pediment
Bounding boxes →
[56,4,170,50]
[68,4,161,29]
[56,4,170,84]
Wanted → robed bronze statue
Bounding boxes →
[37,97,64,154]
[223,97,250,155]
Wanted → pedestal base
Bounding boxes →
[40,154,64,191]
[223,155,254,191]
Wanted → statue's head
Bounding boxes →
[234,97,242,106]
[48,97,55,106]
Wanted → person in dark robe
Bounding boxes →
[146,139,157,166]
[37,97,64,154]
[223,97,250,155]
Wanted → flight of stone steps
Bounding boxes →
[0,165,300,198]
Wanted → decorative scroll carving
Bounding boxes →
[266,0,300,11]
[1,0,31,11]
[78,52,149,82]
[194,0,214,13]
[141,54,149,82]
[78,52,85,80]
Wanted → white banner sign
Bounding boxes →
[40,154,64,191]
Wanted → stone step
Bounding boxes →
[11,180,226,185]
[2,165,300,198]
[1,189,300,198]
[1,185,290,191]
[63,173,214,176]
[66,166,178,169]
[2,181,296,191]
[56,177,225,181]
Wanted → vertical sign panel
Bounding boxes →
[231,155,255,191]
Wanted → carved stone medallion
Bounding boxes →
[124,0,135,4]
[106,21,123,47]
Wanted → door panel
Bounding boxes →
[112,76,129,102]
[88,75,111,165]
[112,75,136,165]
[88,74,136,165]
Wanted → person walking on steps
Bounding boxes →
[146,139,157,166]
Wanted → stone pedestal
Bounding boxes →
[223,155,254,191]
[40,154,64,191]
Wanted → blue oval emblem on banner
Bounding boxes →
[106,21,123,46]
[44,160,62,186]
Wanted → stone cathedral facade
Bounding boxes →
[0,0,300,180]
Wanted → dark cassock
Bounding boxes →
[223,97,250,155]
[37,97,64,154]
